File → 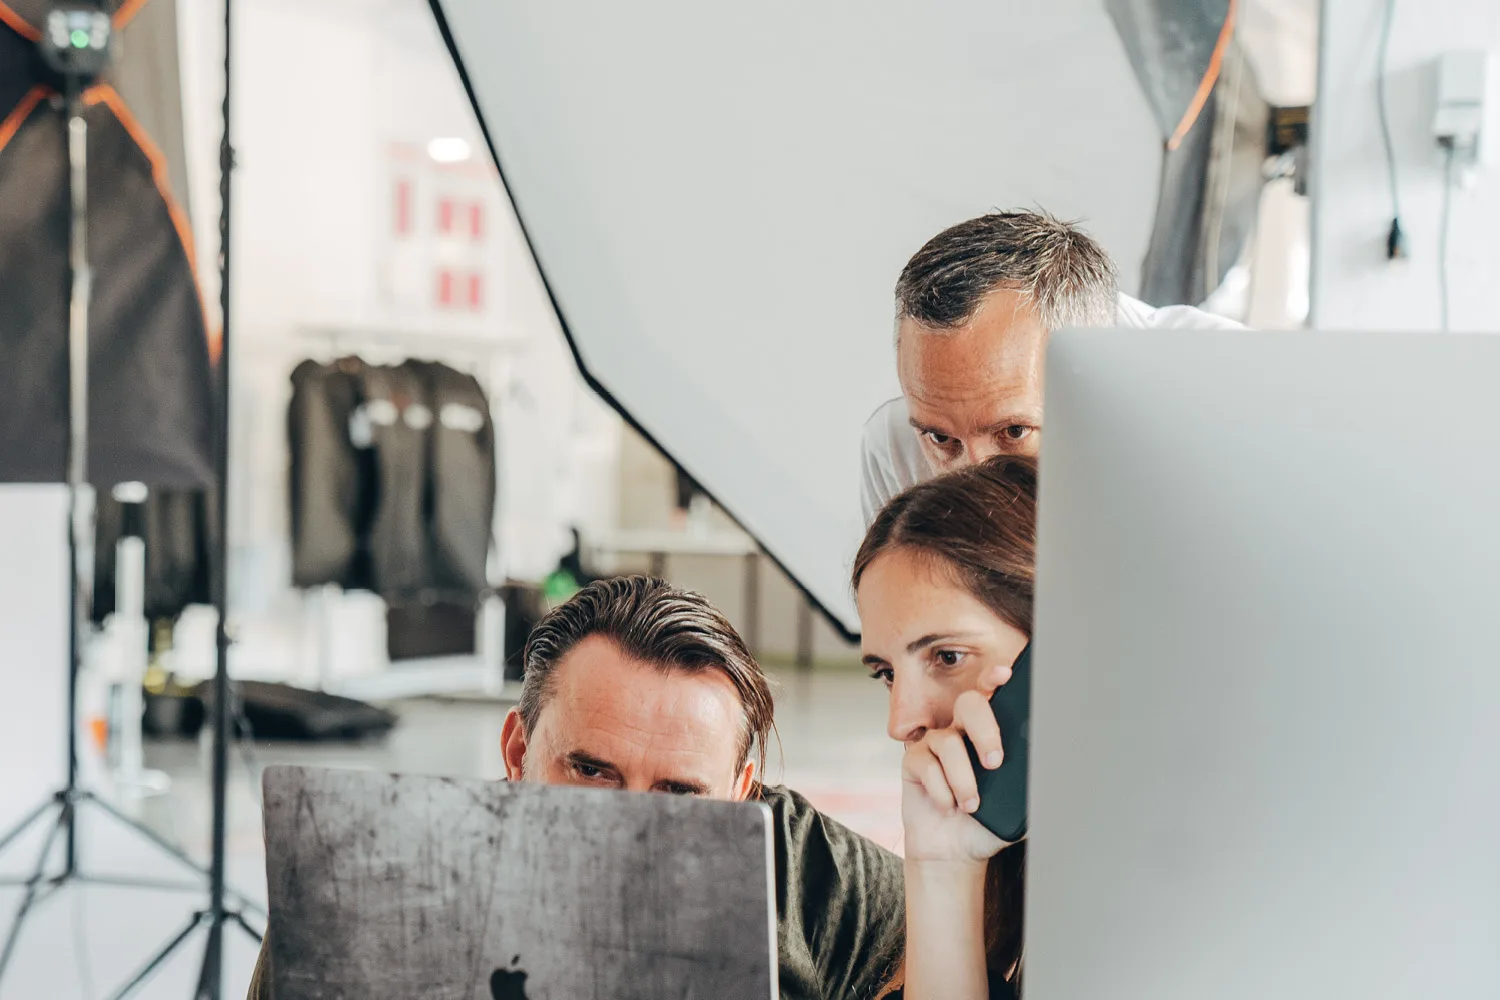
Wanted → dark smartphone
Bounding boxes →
[966,643,1031,842]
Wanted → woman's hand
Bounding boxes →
[901,660,1015,863]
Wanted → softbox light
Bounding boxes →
[1113,0,1270,306]
[0,0,213,487]
[431,1,1263,635]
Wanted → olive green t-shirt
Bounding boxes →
[247,783,904,1000]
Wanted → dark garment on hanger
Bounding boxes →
[406,359,496,598]
[287,356,496,604]
[287,359,369,590]
[361,362,432,604]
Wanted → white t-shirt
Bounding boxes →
[859,293,1243,524]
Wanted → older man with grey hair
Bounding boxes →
[860,210,1240,523]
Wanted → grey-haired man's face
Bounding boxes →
[897,288,1046,475]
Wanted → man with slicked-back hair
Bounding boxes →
[249,577,905,1000]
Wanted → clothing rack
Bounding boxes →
[299,323,527,374]
[291,325,518,701]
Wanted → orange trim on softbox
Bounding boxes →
[85,84,216,359]
[0,85,48,155]
[0,1,41,42]
[113,0,151,30]
[1167,0,1238,152]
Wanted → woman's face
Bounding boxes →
[857,547,1029,744]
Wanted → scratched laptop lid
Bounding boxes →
[262,765,777,1000]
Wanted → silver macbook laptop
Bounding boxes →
[262,765,777,1000]
[1026,329,1500,999]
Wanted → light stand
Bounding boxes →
[0,5,262,998]
[103,0,262,997]
[196,0,251,988]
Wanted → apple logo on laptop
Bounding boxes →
[490,956,529,1000]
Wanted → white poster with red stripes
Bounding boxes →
[382,141,500,321]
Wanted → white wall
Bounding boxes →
[172,0,623,680]
[1240,0,1322,107]
[0,489,69,828]
[1234,0,1319,331]
[1312,0,1500,332]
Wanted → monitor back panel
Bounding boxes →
[1026,329,1500,1000]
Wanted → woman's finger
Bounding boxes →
[904,741,958,814]
[928,729,981,813]
[974,660,1014,697]
[953,689,1004,770]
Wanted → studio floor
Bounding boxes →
[0,668,902,1000]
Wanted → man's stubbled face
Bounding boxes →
[898,288,1047,475]
[500,635,755,801]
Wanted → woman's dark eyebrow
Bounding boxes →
[906,631,984,654]
[861,653,889,667]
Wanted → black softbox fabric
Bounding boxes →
[1138,41,1269,307]
[1107,0,1270,306]
[1108,0,1233,140]
[0,0,214,486]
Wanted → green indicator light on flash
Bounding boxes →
[70,29,89,48]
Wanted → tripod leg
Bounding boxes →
[77,873,204,893]
[0,799,59,860]
[228,909,263,944]
[0,808,67,982]
[80,794,267,920]
[193,917,223,1000]
[81,792,209,877]
[106,910,207,1000]
[226,891,267,923]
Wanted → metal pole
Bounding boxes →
[195,1,235,994]
[64,80,95,879]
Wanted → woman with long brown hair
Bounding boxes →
[853,455,1037,1000]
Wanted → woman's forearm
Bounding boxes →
[903,858,990,1000]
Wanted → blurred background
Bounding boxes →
[1,0,1495,995]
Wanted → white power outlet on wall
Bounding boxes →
[1433,50,1490,180]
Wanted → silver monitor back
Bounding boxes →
[1027,329,1500,1000]
[262,765,777,1000]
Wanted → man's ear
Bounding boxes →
[730,759,756,802]
[500,707,529,781]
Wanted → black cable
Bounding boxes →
[1439,142,1455,332]
[1375,0,1405,258]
